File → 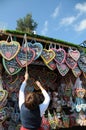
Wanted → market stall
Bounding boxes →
[0,30,86,130]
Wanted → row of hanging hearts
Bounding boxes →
[0,40,43,75]
[41,47,86,78]
[0,40,86,77]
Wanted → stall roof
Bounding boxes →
[0,29,84,50]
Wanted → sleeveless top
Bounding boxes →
[20,104,42,129]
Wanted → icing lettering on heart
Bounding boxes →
[52,48,66,64]
[0,40,20,60]
[41,49,55,64]
[68,49,80,61]
[16,47,35,67]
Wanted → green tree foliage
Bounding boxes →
[16,14,38,33]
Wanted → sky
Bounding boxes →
[0,0,86,45]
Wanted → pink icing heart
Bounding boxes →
[9,68,15,73]
[5,52,11,58]
[68,49,80,61]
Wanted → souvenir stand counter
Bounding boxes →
[0,30,86,130]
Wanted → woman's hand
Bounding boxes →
[24,72,28,81]
[35,81,44,91]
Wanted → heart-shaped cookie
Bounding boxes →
[28,42,43,60]
[16,47,35,67]
[65,54,77,69]
[0,40,20,60]
[72,65,82,78]
[56,63,69,76]
[5,76,21,93]
[68,48,80,61]
[45,60,57,70]
[52,48,66,64]
[78,59,86,73]
[3,58,22,75]
[41,49,55,64]
[75,88,85,98]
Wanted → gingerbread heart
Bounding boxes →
[41,49,55,64]
[72,65,82,78]
[16,47,35,67]
[65,54,77,69]
[0,40,20,60]
[52,48,66,64]
[68,48,80,61]
[2,58,22,75]
[28,42,43,60]
[75,88,85,98]
[78,59,86,73]
[56,63,69,76]
[80,52,86,64]
[45,60,57,70]
[5,76,21,93]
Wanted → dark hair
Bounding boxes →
[25,92,40,110]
